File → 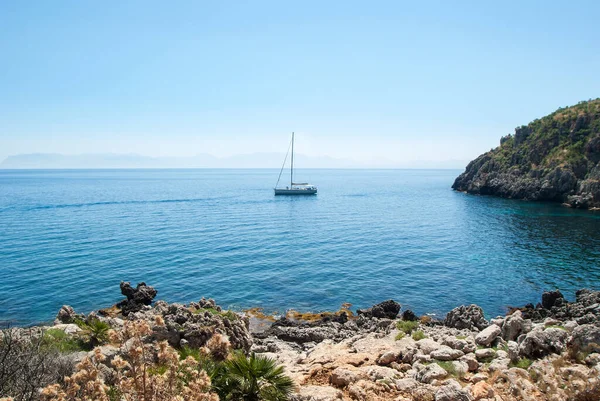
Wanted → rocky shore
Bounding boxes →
[3,283,600,401]
[452,99,600,209]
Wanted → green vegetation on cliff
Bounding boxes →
[453,99,600,209]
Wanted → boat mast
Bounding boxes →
[290,132,294,188]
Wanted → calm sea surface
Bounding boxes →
[1,169,599,326]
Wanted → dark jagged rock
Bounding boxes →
[444,304,488,331]
[117,282,157,316]
[542,290,565,309]
[357,300,400,320]
[402,310,418,322]
[453,99,600,209]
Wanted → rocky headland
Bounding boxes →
[2,283,600,401]
[453,99,600,209]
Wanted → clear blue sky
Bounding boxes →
[1,1,599,166]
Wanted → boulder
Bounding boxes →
[417,338,442,355]
[474,348,495,360]
[435,379,474,401]
[53,323,81,335]
[402,310,418,321]
[475,324,501,346]
[444,305,488,331]
[502,310,531,341]
[377,350,398,365]
[430,346,464,361]
[290,385,343,401]
[117,282,158,315]
[54,305,78,324]
[360,365,401,382]
[519,328,569,358]
[568,324,600,355]
[357,300,400,320]
[541,290,564,309]
[459,354,479,371]
[330,367,359,388]
[470,381,494,400]
[416,363,447,384]
[507,341,519,362]
[395,378,419,392]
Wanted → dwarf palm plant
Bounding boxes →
[79,318,110,348]
[218,352,295,401]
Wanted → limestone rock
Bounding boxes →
[430,346,464,361]
[475,348,495,360]
[54,305,78,324]
[395,377,419,392]
[53,323,81,335]
[568,324,600,355]
[444,305,488,331]
[377,350,398,365]
[475,324,501,346]
[459,354,479,371]
[501,310,531,341]
[416,363,447,383]
[519,328,569,358]
[435,379,474,401]
[330,367,359,388]
[417,338,442,355]
[470,381,494,400]
[290,385,343,401]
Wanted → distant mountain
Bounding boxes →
[0,152,362,169]
[453,99,600,209]
[0,152,469,170]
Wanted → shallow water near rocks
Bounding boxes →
[0,169,599,326]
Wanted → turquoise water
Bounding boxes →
[1,169,599,326]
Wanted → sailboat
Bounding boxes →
[274,132,317,195]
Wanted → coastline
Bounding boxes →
[4,282,600,401]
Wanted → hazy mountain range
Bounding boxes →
[0,153,467,169]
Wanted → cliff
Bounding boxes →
[452,99,600,209]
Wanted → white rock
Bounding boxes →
[378,350,398,365]
[395,377,419,392]
[475,348,495,360]
[475,324,501,346]
[416,363,447,384]
[430,346,464,361]
[52,323,81,335]
[459,354,479,372]
[330,367,358,388]
[435,379,474,401]
[417,338,442,354]
[290,385,343,401]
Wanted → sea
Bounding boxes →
[1,169,599,326]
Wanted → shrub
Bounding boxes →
[510,358,532,369]
[395,332,405,341]
[40,320,218,401]
[217,351,295,401]
[435,361,463,378]
[77,318,110,348]
[42,329,86,353]
[412,330,426,341]
[396,320,419,334]
[0,327,75,401]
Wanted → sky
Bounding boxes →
[1,1,599,167]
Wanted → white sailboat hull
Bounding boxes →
[274,188,317,195]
